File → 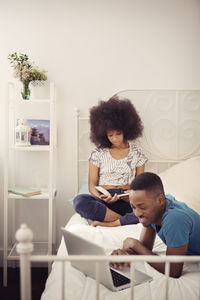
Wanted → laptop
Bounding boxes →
[61,228,152,291]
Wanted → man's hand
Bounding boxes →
[123,237,139,251]
[110,248,131,269]
[110,247,137,269]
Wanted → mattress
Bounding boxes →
[41,213,200,300]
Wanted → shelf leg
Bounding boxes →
[3,258,8,287]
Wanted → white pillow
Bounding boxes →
[68,173,89,206]
[159,156,200,213]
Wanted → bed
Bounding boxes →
[16,90,200,300]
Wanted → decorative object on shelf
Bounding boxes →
[21,82,31,100]
[30,80,46,87]
[15,119,31,146]
[8,52,48,100]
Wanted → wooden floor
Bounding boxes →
[0,267,48,300]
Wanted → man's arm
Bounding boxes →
[140,227,156,250]
[164,244,188,278]
[111,227,155,269]
[123,227,188,278]
[123,227,156,252]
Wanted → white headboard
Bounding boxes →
[75,90,200,194]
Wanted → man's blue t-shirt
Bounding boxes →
[151,194,200,255]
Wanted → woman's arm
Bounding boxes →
[88,162,101,197]
[120,164,146,202]
[88,162,113,202]
[135,163,145,176]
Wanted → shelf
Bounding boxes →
[28,99,51,104]
[8,189,57,200]
[3,82,56,286]
[11,145,50,151]
[18,99,51,104]
[8,242,51,259]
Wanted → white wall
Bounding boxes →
[0,0,200,257]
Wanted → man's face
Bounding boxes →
[129,190,164,227]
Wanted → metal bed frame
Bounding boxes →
[15,90,200,299]
[16,223,200,300]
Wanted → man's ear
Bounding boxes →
[157,194,165,205]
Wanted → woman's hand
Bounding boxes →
[100,193,119,203]
[118,190,130,202]
[99,194,112,202]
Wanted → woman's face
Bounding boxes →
[106,130,125,147]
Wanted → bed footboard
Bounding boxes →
[16,224,200,300]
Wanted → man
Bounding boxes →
[111,172,200,278]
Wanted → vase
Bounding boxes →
[21,82,31,100]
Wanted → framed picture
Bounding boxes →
[26,119,50,145]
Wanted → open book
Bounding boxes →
[95,186,129,198]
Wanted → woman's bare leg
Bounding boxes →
[91,207,121,227]
[91,219,121,227]
[104,207,121,221]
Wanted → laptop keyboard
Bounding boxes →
[110,268,130,287]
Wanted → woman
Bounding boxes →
[73,96,147,227]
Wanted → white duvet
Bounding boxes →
[41,213,200,300]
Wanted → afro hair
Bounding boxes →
[90,96,144,148]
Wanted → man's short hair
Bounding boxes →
[130,172,165,196]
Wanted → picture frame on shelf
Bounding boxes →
[16,119,50,145]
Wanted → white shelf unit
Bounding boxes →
[3,82,57,286]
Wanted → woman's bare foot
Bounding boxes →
[91,219,121,227]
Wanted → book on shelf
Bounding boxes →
[8,187,41,197]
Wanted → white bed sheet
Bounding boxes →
[41,213,200,300]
